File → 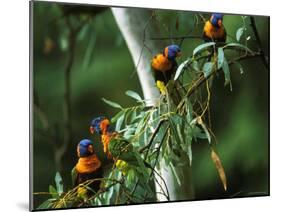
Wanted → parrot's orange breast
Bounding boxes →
[151,54,173,72]
[76,154,101,174]
[203,20,226,40]
[101,133,117,159]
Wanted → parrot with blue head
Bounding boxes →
[151,44,181,87]
[203,13,226,43]
[90,116,137,162]
[90,116,151,191]
[71,139,103,197]
[90,117,115,159]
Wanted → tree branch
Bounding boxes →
[250,16,269,69]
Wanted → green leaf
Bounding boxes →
[174,58,191,80]
[115,113,125,131]
[111,110,125,123]
[202,62,214,78]
[102,98,123,109]
[236,27,244,41]
[49,185,59,199]
[193,42,215,55]
[191,61,200,72]
[222,58,233,91]
[187,145,192,166]
[198,119,211,144]
[223,43,253,54]
[233,61,244,74]
[37,199,55,209]
[125,90,142,101]
[59,36,68,51]
[217,48,224,69]
[169,162,181,185]
[55,172,63,196]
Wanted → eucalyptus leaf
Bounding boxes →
[199,120,211,144]
[193,42,215,55]
[174,58,191,80]
[102,98,123,109]
[224,43,254,54]
[203,62,214,78]
[187,145,192,166]
[217,48,224,69]
[55,172,63,196]
[192,61,200,72]
[222,58,233,91]
[236,27,244,41]
[125,90,142,101]
[115,113,125,131]
[169,162,181,186]
[49,185,58,199]
[233,61,244,74]
[37,199,55,209]
[111,110,125,123]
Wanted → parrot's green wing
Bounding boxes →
[108,137,130,158]
[71,167,78,187]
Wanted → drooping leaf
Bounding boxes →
[217,48,224,69]
[233,61,244,74]
[202,62,214,78]
[102,98,123,109]
[111,110,125,123]
[169,115,183,145]
[49,185,59,199]
[115,112,125,132]
[222,58,233,91]
[37,199,55,209]
[170,162,182,186]
[211,149,227,191]
[55,172,63,196]
[236,27,244,41]
[197,117,211,144]
[193,42,215,55]
[125,90,142,102]
[223,43,254,54]
[174,58,191,80]
[191,60,200,72]
[187,145,192,166]
[184,98,193,123]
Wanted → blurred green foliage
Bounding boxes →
[32,1,269,208]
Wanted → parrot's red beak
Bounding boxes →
[218,20,222,27]
[90,126,95,134]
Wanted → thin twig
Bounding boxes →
[250,16,269,69]
[139,119,167,153]
[149,35,204,41]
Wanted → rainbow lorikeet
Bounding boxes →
[90,117,151,189]
[71,139,103,197]
[151,44,181,86]
[203,13,226,43]
[90,117,146,165]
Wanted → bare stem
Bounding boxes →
[250,16,269,69]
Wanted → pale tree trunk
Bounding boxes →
[111,8,194,201]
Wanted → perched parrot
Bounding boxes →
[90,117,144,164]
[203,13,226,43]
[151,44,181,87]
[71,139,103,198]
[90,116,115,159]
[90,116,151,190]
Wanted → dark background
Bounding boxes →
[32,1,269,208]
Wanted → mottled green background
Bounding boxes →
[32,1,269,208]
